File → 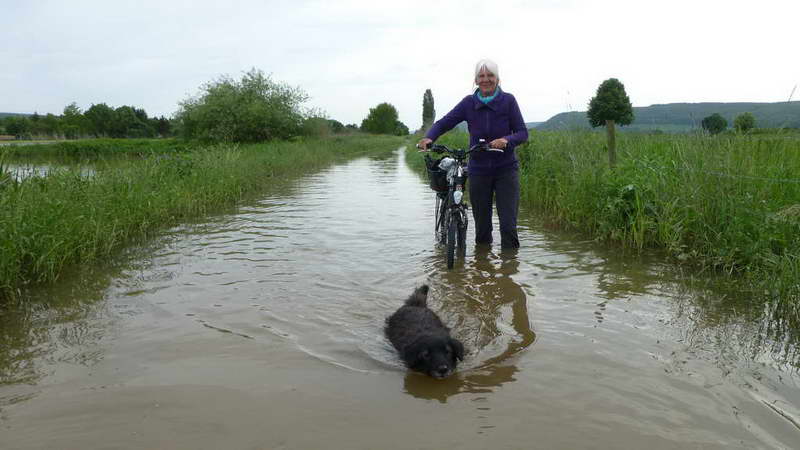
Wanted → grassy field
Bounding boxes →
[406,130,800,340]
[0,135,402,299]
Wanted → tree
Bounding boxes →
[327,119,344,133]
[62,102,88,139]
[155,116,171,137]
[29,112,47,137]
[395,121,409,136]
[734,112,756,133]
[84,103,115,137]
[302,116,332,137]
[176,68,308,143]
[5,116,31,138]
[107,106,145,138]
[361,102,405,135]
[40,113,61,137]
[587,78,634,167]
[701,113,727,135]
[422,89,435,131]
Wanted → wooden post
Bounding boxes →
[605,119,617,168]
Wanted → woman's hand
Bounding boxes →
[489,138,508,149]
[417,137,433,151]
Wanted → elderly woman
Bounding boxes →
[418,59,528,249]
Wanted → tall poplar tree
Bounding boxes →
[422,89,435,131]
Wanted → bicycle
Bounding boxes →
[420,140,502,268]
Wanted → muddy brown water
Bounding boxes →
[1,148,799,449]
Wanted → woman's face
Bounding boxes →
[476,69,498,96]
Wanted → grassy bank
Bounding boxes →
[0,135,402,299]
[1,138,191,157]
[406,130,800,332]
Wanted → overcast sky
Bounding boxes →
[2,0,799,129]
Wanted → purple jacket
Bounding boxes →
[425,89,528,176]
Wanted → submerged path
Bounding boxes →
[1,147,799,449]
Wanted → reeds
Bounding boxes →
[519,132,800,272]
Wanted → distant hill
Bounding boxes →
[536,101,800,131]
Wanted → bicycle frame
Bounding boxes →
[434,150,468,241]
[425,140,499,268]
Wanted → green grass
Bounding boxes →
[0,138,190,157]
[518,132,800,271]
[0,135,402,299]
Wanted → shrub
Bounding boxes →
[361,103,409,136]
[701,113,727,135]
[734,112,756,133]
[175,68,308,143]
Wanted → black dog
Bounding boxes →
[385,285,464,379]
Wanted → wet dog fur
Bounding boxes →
[385,285,464,379]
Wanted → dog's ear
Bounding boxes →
[449,338,465,362]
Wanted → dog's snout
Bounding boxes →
[434,365,451,378]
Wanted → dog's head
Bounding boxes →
[403,335,465,379]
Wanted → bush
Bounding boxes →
[175,68,308,143]
[302,117,332,137]
[361,103,409,136]
[701,113,727,135]
[734,112,756,133]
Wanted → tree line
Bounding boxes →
[174,68,412,142]
[1,67,418,143]
[0,103,172,139]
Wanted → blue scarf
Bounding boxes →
[475,87,500,104]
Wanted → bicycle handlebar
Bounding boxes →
[417,139,504,154]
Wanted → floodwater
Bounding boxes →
[1,148,799,449]
[2,161,95,181]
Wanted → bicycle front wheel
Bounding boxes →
[457,209,467,256]
[436,195,448,245]
[446,215,457,269]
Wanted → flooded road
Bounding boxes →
[1,148,799,449]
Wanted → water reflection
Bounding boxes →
[405,247,535,402]
[666,276,800,371]
[2,159,95,181]
[0,261,123,389]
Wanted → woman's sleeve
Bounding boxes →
[505,96,529,146]
[425,97,469,142]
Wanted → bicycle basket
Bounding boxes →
[424,154,449,192]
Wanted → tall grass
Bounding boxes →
[0,135,402,299]
[519,132,800,272]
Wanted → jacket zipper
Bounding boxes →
[485,109,493,170]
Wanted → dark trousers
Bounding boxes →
[468,170,520,248]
